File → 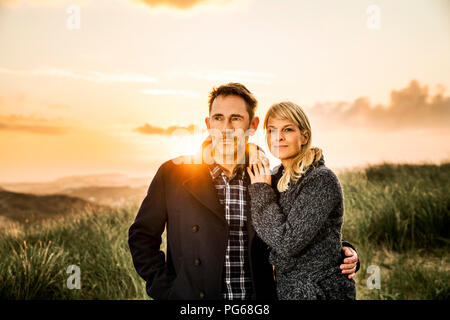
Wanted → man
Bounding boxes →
[128,83,359,300]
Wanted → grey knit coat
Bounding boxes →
[247,156,356,300]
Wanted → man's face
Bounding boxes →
[205,95,259,162]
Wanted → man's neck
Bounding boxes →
[217,163,236,178]
[213,152,246,178]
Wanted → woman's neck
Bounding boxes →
[281,158,295,169]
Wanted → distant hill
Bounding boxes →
[0,173,151,195]
[62,185,148,206]
[0,189,106,225]
[53,173,150,188]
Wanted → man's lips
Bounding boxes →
[274,145,288,148]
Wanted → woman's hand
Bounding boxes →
[247,158,272,185]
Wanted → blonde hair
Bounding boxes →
[264,101,323,192]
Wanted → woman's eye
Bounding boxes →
[284,128,292,132]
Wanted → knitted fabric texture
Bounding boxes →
[247,157,356,300]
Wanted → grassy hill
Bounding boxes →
[61,185,148,207]
[0,173,150,195]
[0,173,150,208]
[0,162,448,300]
[339,162,449,299]
[0,189,105,226]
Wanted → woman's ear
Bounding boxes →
[301,131,310,145]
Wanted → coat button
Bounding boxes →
[199,291,205,299]
[194,258,201,266]
[192,225,199,233]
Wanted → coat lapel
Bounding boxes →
[182,164,227,224]
[181,137,261,238]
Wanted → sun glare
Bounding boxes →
[168,131,208,159]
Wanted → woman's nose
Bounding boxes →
[269,132,283,145]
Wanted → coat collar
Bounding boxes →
[181,164,256,242]
[180,137,261,227]
[181,163,226,224]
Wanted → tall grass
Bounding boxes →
[340,162,450,300]
[352,246,449,300]
[341,162,449,251]
[0,205,150,299]
[0,162,448,299]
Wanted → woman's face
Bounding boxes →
[266,117,309,160]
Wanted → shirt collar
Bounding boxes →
[208,161,246,181]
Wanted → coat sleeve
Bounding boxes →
[248,169,341,257]
[128,162,174,299]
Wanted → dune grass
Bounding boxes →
[339,161,450,300]
[0,205,151,300]
[341,162,449,251]
[0,162,448,299]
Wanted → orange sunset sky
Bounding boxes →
[0,0,449,182]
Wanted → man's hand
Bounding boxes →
[340,246,358,279]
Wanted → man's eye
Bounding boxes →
[232,117,241,121]
[214,116,222,121]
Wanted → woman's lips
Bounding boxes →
[274,145,288,148]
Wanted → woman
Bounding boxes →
[246,101,356,300]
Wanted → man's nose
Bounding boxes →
[220,126,235,137]
[222,119,234,131]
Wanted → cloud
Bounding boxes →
[48,104,70,109]
[139,88,200,98]
[133,123,197,135]
[188,69,276,85]
[306,80,450,130]
[0,0,230,10]
[0,0,89,7]
[0,67,157,84]
[0,114,69,135]
[135,0,209,9]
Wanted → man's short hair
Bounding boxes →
[208,83,258,120]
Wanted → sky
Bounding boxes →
[0,0,449,182]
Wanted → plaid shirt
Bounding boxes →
[208,163,253,300]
